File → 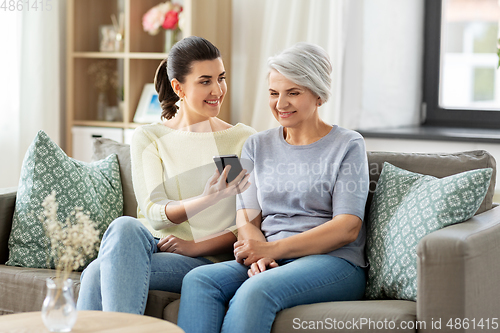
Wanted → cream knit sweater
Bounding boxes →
[130,122,256,261]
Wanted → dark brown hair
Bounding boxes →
[154,36,221,120]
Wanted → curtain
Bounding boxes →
[231,0,346,132]
[354,0,424,130]
[231,0,425,132]
[0,1,66,188]
[0,12,22,188]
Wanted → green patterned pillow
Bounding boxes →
[6,130,123,269]
[365,162,492,301]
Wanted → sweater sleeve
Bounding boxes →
[130,127,176,230]
[331,137,369,221]
[236,136,261,211]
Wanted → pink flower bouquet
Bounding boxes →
[142,1,183,35]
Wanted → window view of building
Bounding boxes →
[440,0,500,110]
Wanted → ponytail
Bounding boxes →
[154,59,179,120]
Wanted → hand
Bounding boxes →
[202,166,251,204]
[233,239,276,266]
[247,258,279,277]
[157,235,200,257]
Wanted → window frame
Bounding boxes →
[423,0,500,129]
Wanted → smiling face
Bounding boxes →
[174,58,227,120]
[268,69,321,129]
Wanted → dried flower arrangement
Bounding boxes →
[87,60,119,93]
[40,191,100,284]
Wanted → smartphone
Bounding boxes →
[213,154,244,183]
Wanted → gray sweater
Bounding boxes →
[237,126,369,267]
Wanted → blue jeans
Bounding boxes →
[177,255,366,333]
[76,216,213,314]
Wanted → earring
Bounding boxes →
[318,102,322,106]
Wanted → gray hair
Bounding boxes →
[267,42,332,103]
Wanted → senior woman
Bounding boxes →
[177,42,370,333]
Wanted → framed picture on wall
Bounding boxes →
[133,84,163,123]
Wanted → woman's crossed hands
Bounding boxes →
[247,258,279,277]
[234,239,279,277]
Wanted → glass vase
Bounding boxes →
[97,91,108,121]
[41,278,78,332]
[164,28,181,53]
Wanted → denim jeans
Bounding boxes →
[76,216,213,314]
[177,255,366,333]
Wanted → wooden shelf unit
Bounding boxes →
[66,0,232,156]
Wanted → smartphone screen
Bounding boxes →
[213,154,244,183]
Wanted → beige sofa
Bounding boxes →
[1,139,499,333]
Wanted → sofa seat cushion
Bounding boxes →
[0,264,179,319]
[145,290,180,319]
[272,300,416,333]
[0,265,81,314]
[164,299,416,332]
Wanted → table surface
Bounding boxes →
[0,310,185,333]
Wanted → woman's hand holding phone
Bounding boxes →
[201,165,251,204]
[165,162,250,224]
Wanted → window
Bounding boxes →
[423,0,500,128]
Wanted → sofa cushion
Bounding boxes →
[365,162,492,301]
[164,299,180,323]
[366,150,496,216]
[92,138,136,218]
[6,130,123,269]
[164,299,417,332]
[272,300,416,333]
[146,290,180,319]
[0,265,81,315]
[0,264,179,317]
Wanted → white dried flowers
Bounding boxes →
[41,191,100,283]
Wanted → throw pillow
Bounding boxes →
[365,162,492,301]
[92,138,136,218]
[6,130,123,269]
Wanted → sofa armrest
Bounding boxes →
[0,187,17,264]
[416,205,500,333]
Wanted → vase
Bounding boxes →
[97,91,108,121]
[41,278,78,332]
[164,28,180,53]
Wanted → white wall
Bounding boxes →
[365,137,500,199]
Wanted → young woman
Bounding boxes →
[76,36,256,314]
[177,42,370,333]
